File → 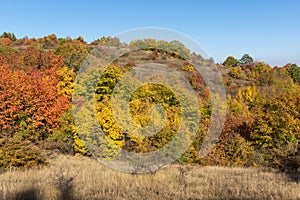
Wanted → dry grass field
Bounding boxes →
[0,154,299,200]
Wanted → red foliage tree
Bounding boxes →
[0,49,70,139]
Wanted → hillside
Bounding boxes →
[0,33,299,172]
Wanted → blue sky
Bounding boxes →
[1,0,299,66]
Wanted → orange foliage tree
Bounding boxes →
[0,48,70,140]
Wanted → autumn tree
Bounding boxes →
[0,65,70,139]
[37,34,59,49]
[250,91,300,167]
[91,36,122,47]
[0,47,70,140]
[229,66,245,79]
[55,39,88,72]
[223,56,238,67]
[129,39,190,59]
[0,45,21,69]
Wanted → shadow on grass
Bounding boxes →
[283,171,300,183]
[55,176,77,200]
[280,154,300,183]
[12,188,39,200]
[11,176,77,200]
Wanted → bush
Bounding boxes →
[181,65,194,72]
[253,144,299,170]
[200,133,256,167]
[0,137,46,168]
[229,67,245,79]
[48,110,75,154]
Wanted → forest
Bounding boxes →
[0,32,299,172]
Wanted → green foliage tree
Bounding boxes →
[288,64,300,84]
[0,32,16,41]
[237,54,253,66]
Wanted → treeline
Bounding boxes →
[0,33,299,171]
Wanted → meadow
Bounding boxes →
[0,154,299,200]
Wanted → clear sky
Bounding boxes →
[1,0,299,66]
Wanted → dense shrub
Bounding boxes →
[200,133,256,167]
[0,137,46,168]
[229,66,245,79]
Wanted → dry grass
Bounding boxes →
[0,154,299,200]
